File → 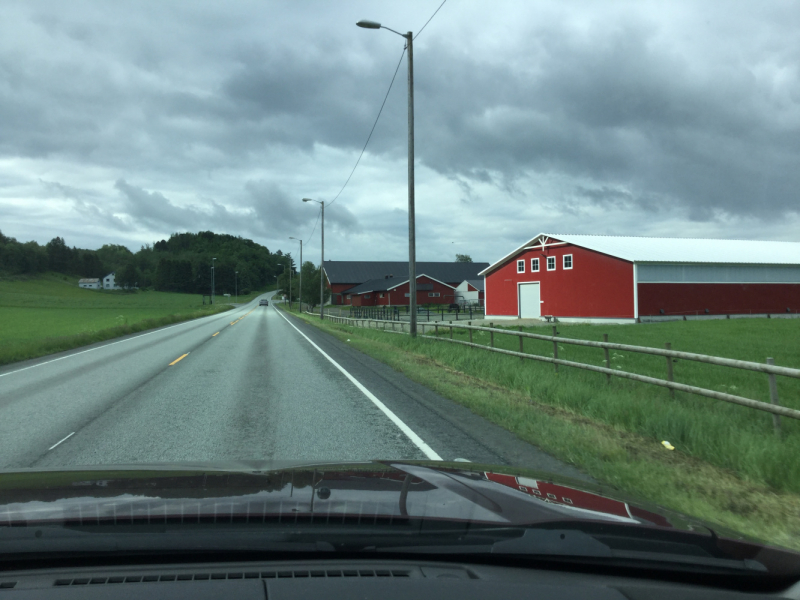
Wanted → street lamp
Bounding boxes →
[302,198,325,320]
[290,237,302,312]
[356,19,417,336]
[235,271,238,304]
[212,257,217,304]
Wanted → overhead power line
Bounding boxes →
[325,47,405,210]
[306,0,448,242]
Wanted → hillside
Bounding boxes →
[0,230,291,295]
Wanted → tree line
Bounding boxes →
[0,230,297,296]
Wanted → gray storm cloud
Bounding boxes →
[0,1,798,255]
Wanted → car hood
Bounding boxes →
[1,460,797,573]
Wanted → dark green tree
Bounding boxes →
[455,254,473,263]
[300,262,330,309]
[46,237,72,272]
[117,263,139,290]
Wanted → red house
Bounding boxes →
[481,233,800,322]
[323,261,489,305]
[344,275,456,306]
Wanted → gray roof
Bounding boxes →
[341,277,403,295]
[466,279,485,291]
[324,261,489,285]
[481,233,800,276]
[343,273,458,295]
[78,278,100,283]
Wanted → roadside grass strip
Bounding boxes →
[281,305,800,551]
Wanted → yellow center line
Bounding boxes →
[169,353,189,366]
[212,332,219,337]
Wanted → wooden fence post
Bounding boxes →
[490,323,494,347]
[435,323,438,336]
[665,342,675,398]
[468,322,473,344]
[603,334,610,383]
[767,357,782,436]
[552,325,559,373]
[519,326,523,361]
[450,324,453,339]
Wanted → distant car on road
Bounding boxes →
[259,299,269,306]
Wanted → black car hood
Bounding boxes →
[1,460,797,574]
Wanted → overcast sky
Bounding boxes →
[1,1,798,264]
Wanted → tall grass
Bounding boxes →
[317,314,800,494]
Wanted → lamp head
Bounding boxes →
[356,20,381,29]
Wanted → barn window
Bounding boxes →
[517,260,525,273]
[531,258,539,272]
[364,294,371,299]
[563,254,573,270]
[428,292,440,297]
[547,256,556,271]
[379,293,384,298]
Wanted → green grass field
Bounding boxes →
[0,274,238,365]
[282,305,800,549]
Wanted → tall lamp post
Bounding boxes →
[290,237,302,312]
[235,270,238,304]
[302,198,325,320]
[356,19,417,336]
[211,257,217,304]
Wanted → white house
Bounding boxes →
[102,272,121,290]
[78,278,102,290]
[454,279,485,306]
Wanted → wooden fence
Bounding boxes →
[317,312,800,432]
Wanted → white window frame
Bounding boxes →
[379,293,384,298]
[563,254,573,270]
[547,256,556,271]
[428,292,440,298]
[531,258,539,272]
[517,259,525,273]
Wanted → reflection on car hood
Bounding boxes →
[0,459,740,531]
[0,460,794,566]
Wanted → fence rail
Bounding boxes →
[315,311,800,429]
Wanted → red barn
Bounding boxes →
[480,233,800,322]
[343,274,456,306]
[323,261,488,305]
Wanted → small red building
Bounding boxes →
[481,233,800,322]
[323,261,488,305]
[343,275,457,307]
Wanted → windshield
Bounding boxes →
[0,0,799,584]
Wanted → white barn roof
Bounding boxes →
[480,233,800,276]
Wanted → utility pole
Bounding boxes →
[290,237,302,312]
[406,30,416,337]
[356,20,416,336]
[320,201,324,319]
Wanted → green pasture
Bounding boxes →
[0,275,236,365]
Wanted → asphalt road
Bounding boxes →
[0,292,588,480]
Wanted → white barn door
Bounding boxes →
[518,283,541,318]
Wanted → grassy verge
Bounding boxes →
[0,274,233,366]
[282,305,800,550]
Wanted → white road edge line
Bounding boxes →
[48,432,75,451]
[275,309,442,461]
[0,304,252,380]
